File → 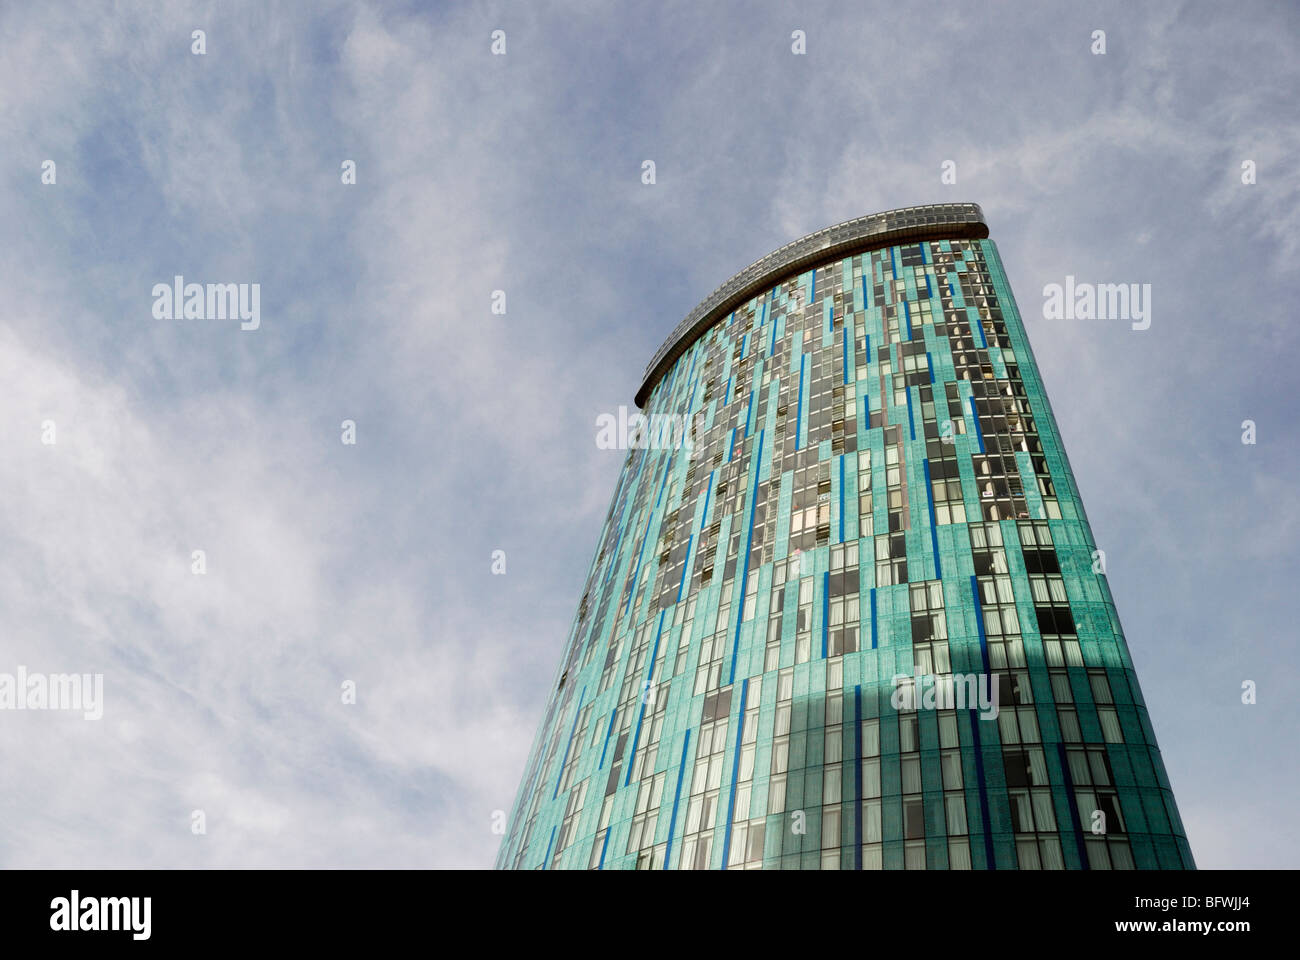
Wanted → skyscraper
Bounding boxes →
[498,203,1194,870]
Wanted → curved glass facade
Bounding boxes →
[498,206,1194,870]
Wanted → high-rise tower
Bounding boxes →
[498,204,1194,870]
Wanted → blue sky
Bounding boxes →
[0,0,1295,868]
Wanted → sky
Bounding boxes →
[0,0,1296,868]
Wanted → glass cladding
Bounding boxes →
[498,227,1194,871]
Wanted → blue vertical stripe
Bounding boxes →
[543,825,557,869]
[654,455,670,507]
[975,312,988,348]
[720,678,750,869]
[744,390,754,437]
[926,350,935,383]
[795,353,806,448]
[923,459,942,580]
[906,387,916,440]
[597,708,616,768]
[769,296,779,355]
[838,454,845,542]
[663,729,693,869]
[903,299,912,341]
[1058,742,1092,870]
[970,568,997,869]
[854,684,863,869]
[969,710,996,869]
[969,572,995,869]
[677,533,694,601]
[968,397,986,453]
[970,575,990,674]
[597,826,611,870]
[728,429,765,684]
[699,470,714,530]
[870,587,878,649]
[842,325,849,384]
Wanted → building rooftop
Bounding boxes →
[635,202,989,408]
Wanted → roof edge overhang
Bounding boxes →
[635,203,989,408]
